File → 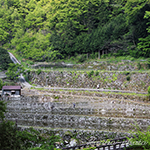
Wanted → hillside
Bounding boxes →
[0,0,150,62]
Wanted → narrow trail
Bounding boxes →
[36,86,148,95]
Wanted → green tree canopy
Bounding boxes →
[6,63,25,81]
[0,47,12,71]
[137,10,150,57]
[0,0,150,60]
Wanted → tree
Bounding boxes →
[0,101,6,121]
[137,11,150,57]
[0,79,4,90]
[124,0,150,46]
[0,47,12,71]
[6,63,25,81]
[1,0,150,60]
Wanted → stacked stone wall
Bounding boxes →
[30,71,150,92]
[3,96,150,133]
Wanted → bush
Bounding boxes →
[126,76,130,81]
[148,86,150,95]
[89,52,98,59]
[77,55,86,63]
[0,79,4,90]
[88,70,94,78]
[30,61,34,65]
[25,70,31,82]
[137,62,141,70]
[95,71,99,76]
[0,120,60,150]
[128,125,150,150]
[37,69,42,75]
[147,58,150,69]
[0,121,60,150]
[0,101,6,121]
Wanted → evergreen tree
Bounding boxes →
[0,47,12,71]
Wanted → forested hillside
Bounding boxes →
[0,0,150,61]
[0,47,11,70]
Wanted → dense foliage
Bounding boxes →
[0,121,60,150]
[0,0,150,61]
[0,79,3,90]
[0,47,12,70]
[6,63,25,81]
[128,125,150,150]
[0,101,6,121]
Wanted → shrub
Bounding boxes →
[147,58,150,69]
[30,61,34,65]
[95,71,99,76]
[125,71,130,76]
[148,86,150,95]
[128,125,150,150]
[0,79,3,90]
[0,101,6,121]
[89,52,98,59]
[137,62,141,70]
[126,76,130,81]
[24,70,31,82]
[88,70,94,78]
[77,54,86,63]
[37,69,42,75]
[0,121,60,150]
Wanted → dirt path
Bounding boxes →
[37,86,148,94]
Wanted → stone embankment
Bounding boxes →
[31,60,149,71]
[3,90,150,133]
[18,125,131,146]
[1,84,149,146]
[29,71,150,92]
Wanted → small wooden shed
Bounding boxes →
[2,86,21,96]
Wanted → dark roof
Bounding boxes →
[2,86,21,90]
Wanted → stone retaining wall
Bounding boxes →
[2,96,150,132]
[18,125,132,146]
[29,71,150,92]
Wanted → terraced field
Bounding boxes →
[3,87,149,133]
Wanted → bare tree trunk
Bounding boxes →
[98,50,100,59]
[102,50,104,55]
[87,53,89,59]
[133,39,136,47]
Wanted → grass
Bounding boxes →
[31,87,48,91]
[31,87,148,97]
[74,90,148,97]
[28,68,150,74]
